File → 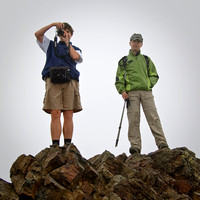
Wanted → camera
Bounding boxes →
[57,29,65,37]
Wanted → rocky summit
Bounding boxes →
[0,144,200,200]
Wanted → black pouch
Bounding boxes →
[50,66,71,84]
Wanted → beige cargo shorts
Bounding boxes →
[43,78,82,114]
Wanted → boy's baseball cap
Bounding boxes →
[130,33,143,42]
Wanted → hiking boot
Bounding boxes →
[158,143,169,150]
[129,147,141,154]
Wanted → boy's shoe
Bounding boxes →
[158,143,169,149]
[129,147,141,154]
[50,143,59,148]
[60,142,71,150]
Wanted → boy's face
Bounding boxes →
[59,29,72,42]
[129,40,143,52]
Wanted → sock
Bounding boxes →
[64,139,71,144]
[52,140,60,145]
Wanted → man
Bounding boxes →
[35,22,83,147]
[115,33,169,154]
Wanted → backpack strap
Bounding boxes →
[118,56,130,108]
[143,55,159,78]
[143,54,151,77]
[118,56,128,67]
[118,56,128,81]
[143,54,149,70]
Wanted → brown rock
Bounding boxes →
[174,179,193,195]
[81,181,94,195]
[0,178,19,200]
[50,162,84,188]
[0,144,199,200]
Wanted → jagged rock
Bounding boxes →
[0,144,200,199]
[0,178,19,200]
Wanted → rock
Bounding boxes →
[0,178,19,200]
[0,144,199,199]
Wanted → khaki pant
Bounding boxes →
[127,91,167,151]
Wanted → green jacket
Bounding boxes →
[115,50,159,94]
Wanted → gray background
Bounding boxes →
[0,0,200,182]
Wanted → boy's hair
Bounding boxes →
[63,22,74,35]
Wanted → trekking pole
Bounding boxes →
[115,101,126,147]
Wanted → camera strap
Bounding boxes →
[54,33,70,58]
